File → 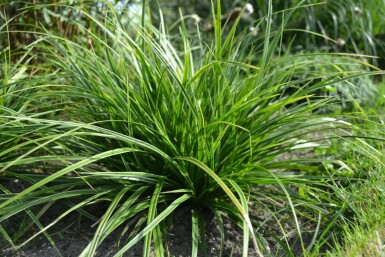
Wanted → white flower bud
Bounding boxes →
[337,37,346,46]
[354,6,362,15]
[249,26,258,36]
[245,3,254,15]
[191,14,201,24]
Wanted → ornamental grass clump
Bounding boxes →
[0,1,383,256]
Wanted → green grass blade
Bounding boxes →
[113,194,191,257]
[191,208,199,257]
[175,156,263,257]
[143,179,164,257]
[0,147,142,210]
[84,187,132,257]
[227,180,250,257]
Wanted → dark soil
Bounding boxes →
[1,179,263,257]
[1,205,259,257]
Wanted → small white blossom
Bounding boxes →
[245,3,254,15]
[191,14,201,24]
[337,37,346,46]
[354,6,362,15]
[249,26,258,36]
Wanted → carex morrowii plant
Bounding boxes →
[1,1,383,256]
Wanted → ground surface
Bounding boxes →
[1,179,262,257]
[1,206,258,257]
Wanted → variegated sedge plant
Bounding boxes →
[0,0,384,256]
